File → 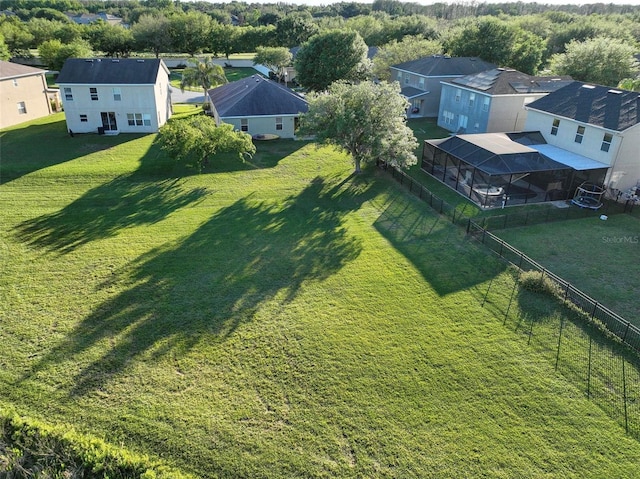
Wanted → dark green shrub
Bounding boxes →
[519,270,561,296]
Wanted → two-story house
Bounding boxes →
[390,55,496,118]
[437,68,573,134]
[524,81,640,194]
[56,58,172,134]
[0,61,58,129]
[207,75,308,139]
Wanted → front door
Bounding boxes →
[101,111,117,131]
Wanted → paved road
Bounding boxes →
[170,87,205,104]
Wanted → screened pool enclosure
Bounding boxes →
[421,132,608,208]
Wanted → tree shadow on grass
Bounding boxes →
[22,175,372,396]
[13,175,209,254]
[373,191,506,296]
[0,119,146,184]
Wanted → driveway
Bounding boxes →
[171,88,205,104]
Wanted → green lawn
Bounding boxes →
[496,215,640,324]
[170,67,258,92]
[1,114,640,477]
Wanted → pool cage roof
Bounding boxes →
[427,132,572,176]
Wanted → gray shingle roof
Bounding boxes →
[526,81,640,132]
[208,76,308,117]
[0,60,46,80]
[447,68,573,95]
[392,56,496,77]
[56,58,164,85]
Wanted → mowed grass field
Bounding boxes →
[2,113,640,477]
[496,215,640,324]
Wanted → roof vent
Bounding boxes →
[256,77,260,82]
[112,59,119,63]
[581,84,596,89]
[137,59,144,63]
[85,59,93,62]
[608,89,622,95]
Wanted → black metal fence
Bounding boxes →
[385,165,640,437]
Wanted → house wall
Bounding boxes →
[487,95,542,132]
[222,114,299,139]
[58,70,171,134]
[0,73,52,129]
[391,67,462,117]
[608,123,640,192]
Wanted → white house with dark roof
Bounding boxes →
[437,68,573,134]
[390,55,496,118]
[207,75,308,139]
[56,58,171,134]
[0,61,58,129]
[524,81,640,193]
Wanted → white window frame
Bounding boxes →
[64,87,73,101]
[12,79,18,87]
[574,125,585,144]
[17,101,26,114]
[601,133,613,152]
[90,87,98,101]
[275,117,283,131]
[482,96,489,112]
[113,88,121,101]
[551,118,560,136]
[455,90,461,103]
[80,114,88,122]
[468,93,475,108]
[143,113,151,126]
[241,119,248,132]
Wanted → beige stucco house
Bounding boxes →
[56,58,171,134]
[0,61,58,129]
[207,75,308,139]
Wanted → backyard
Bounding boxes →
[1,112,640,477]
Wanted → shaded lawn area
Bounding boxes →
[496,214,640,324]
[1,115,640,478]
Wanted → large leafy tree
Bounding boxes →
[169,11,211,57]
[549,37,638,87]
[373,35,442,81]
[180,57,227,102]
[131,13,171,58]
[618,78,640,92]
[299,81,418,174]
[253,46,292,81]
[295,30,370,92]
[85,21,133,57]
[0,33,9,61]
[158,115,256,172]
[210,23,240,59]
[275,13,317,48]
[38,38,92,70]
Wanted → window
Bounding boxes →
[17,102,26,114]
[275,117,283,131]
[396,71,402,81]
[442,110,454,126]
[143,114,151,126]
[12,79,18,87]
[127,113,143,126]
[64,87,73,101]
[551,118,560,136]
[455,90,461,103]
[113,88,121,101]
[574,125,585,144]
[482,96,489,112]
[418,77,425,90]
[90,87,98,101]
[468,93,475,108]
[601,133,613,152]
[404,73,410,85]
[80,114,88,122]
[241,119,248,131]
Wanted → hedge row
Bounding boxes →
[0,408,195,479]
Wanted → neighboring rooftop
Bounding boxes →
[391,55,496,77]
[447,68,573,95]
[66,12,124,26]
[56,58,166,85]
[208,75,308,117]
[526,81,640,132]
[0,60,47,80]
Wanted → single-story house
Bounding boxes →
[0,60,59,129]
[207,75,308,139]
[56,58,172,134]
[437,68,573,134]
[390,55,496,118]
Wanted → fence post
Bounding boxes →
[524,212,529,226]
[527,315,534,345]
[504,271,519,325]
[622,322,630,342]
[591,301,598,320]
[564,283,570,304]
[482,276,495,307]
[466,218,471,234]
[555,316,564,370]
[587,336,592,399]
[503,214,508,229]
[623,360,629,434]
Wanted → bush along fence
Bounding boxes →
[386,165,640,437]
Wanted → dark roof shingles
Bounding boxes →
[527,81,640,132]
[392,56,496,77]
[56,58,162,85]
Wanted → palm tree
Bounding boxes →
[180,57,227,105]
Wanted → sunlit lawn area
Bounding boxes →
[1,113,640,477]
[170,67,258,92]
[496,215,640,323]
